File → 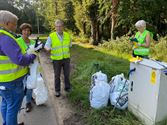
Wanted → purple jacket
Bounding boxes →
[0,34,36,66]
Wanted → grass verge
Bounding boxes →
[68,43,143,125]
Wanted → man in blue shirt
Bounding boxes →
[45,19,72,97]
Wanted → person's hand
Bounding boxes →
[26,44,37,55]
[129,38,138,42]
[44,46,51,52]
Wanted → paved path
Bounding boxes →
[39,51,74,125]
[0,96,58,125]
[0,50,76,125]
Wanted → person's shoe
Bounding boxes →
[26,102,32,112]
[18,122,24,125]
[65,88,72,93]
[55,91,61,97]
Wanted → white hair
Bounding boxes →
[135,20,146,28]
[0,10,18,25]
[55,19,64,26]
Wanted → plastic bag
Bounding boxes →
[89,71,110,109]
[91,71,108,86]
[110,73,129,110]
[33,73,48,105]
[26,59,39,89]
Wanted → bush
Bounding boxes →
[99,37,132,55]
[99,36,167,62]
[150,36,167,61]
[73,36,90,43]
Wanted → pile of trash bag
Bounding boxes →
[89,71,129,110]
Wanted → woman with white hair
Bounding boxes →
[132,20,151,58]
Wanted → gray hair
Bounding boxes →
[135,20,146,28]
[55,19,64,26]
[0,10,18,25]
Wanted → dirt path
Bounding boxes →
[39,51,83,125]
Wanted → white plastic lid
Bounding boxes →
[138,59,167,70]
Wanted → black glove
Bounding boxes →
[34,37,44,52]
[129,38,138,42]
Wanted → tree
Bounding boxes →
[110,0,120,40]
[72,0,88,35]
[85,0,100,45]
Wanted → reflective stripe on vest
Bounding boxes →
[134,48,149,56]
[0,29,28,82]
[0,66,25,74]
[134,29,150,56]
[50,32,70,60]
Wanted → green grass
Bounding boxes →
[68,43,143,125]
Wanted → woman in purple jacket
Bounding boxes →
[0,10,36,125]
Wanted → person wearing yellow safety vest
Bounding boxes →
[17,23,35,113]
[0,10,36,125]
[44,19,72,97]
[132,20,151,58]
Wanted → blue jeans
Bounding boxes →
[26,89,32,104]
[0,78,24,125]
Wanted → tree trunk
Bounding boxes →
[96,21,99,43]
[91,20,98,45]
[110,0,120,40]
[54,0,58,15]
[111,14,116,40]
[83,22,86,35]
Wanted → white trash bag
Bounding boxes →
[26,43,42,89]
[26,59,39,89]
[33,73,48,105]
[91,71,108,86]
[89,71,110,109]
[110,73,129,110]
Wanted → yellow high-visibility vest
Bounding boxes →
[17,37,35,50]
[50,32,70,60]
[134,29,150,56]
[0,29,28,82]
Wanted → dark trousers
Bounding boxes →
[53,58,71,92]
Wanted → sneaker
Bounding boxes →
[18,122,24,125]
[65,88,72,93]
[55,91,61,97]
[26,103,32,112]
